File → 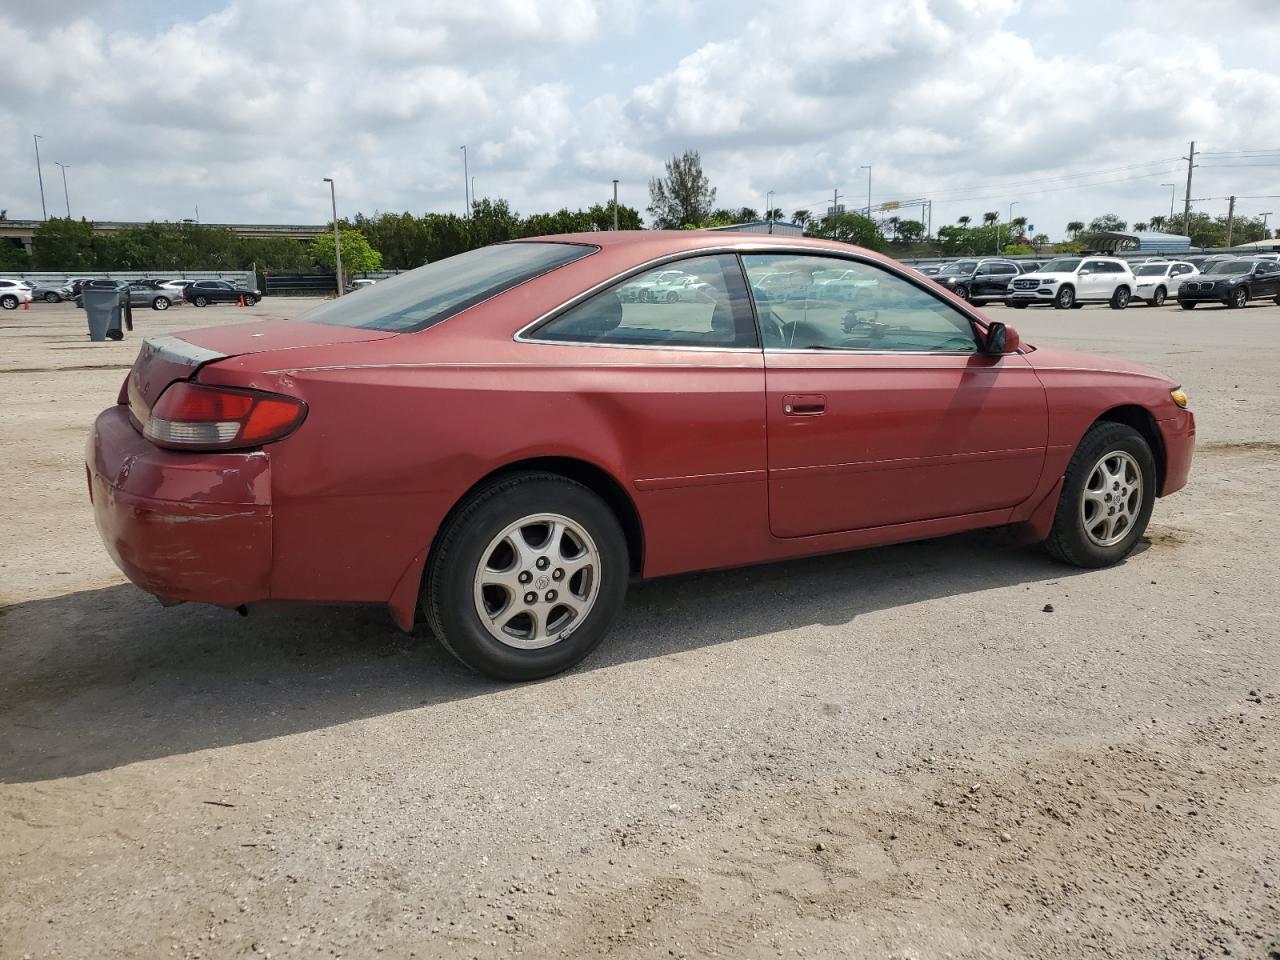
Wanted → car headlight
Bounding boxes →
[1170,387,1189,409]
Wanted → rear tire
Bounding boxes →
[1110,286,1130,310]
[193,295,209,307]
[1043,422,1156,568]
[1009,301,1028,309]
[152,296,170,311]
[0,295,17,310]
[424,473,629,682]
[1053,285,1074,309]
[45,291,61,303]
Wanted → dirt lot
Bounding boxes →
[1,296,1277,959]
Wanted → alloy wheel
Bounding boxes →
[472,513,601,650]
[1080,451,1142,547]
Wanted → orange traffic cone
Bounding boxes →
[23,300,29,310]
[238,295,245,307]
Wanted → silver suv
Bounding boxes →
[1006,256,1136,310]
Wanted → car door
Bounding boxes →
[1254,262,1280,298]
[1079,260,1110,299]
[987,261,1018,298]
[743,252,1048,538]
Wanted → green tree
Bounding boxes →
[982,211,998,226]
[957,215,972,227]
[1066,221,1084,237]
[1009,216,1028,238]
[792,209,811,228]
[31,217,96,269]
[309,228,383,273]
[810,213,886,251]
[764,207,784,222]
[896,219,924,244]
[735,207,759,222]
[1149,215,1166,232]
[1031,233,1050,251]
[886,215,901,241]
[1003,243,1034,255]
[1087,213,1127,233]
[468,198,520,247]
[0,240,30,271]
[1133,222,1149,233]
[648,150,717,228]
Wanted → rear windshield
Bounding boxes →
[1204,259,1252,275]
[300,241,595,332]
[1041,258,1082,272]
[938,260,978,276]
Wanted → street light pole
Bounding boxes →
[1261,212,1274,240]
[33,134,48,220]
[323,178,343,297]
[612,179,619,230]
[460,145,469,217]
[1160,183,1176,224]
[766,189,774,234]
[860,165,871,218]
[54,162,71,218]
[1006,201,1018,253]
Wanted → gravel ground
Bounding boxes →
[1,296,1277,959]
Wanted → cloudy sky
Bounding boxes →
[2,0,1278,239]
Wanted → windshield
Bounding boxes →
[1040,258,1082,273]
[938,260,978,276]
[1134,264,1168,276]
[300,242,595,332]
[1204,260,1253,275]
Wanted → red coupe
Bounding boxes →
[87,232,1195,680]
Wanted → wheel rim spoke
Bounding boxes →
[1079,450,1143,548]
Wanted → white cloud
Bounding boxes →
[1,0,1278,236]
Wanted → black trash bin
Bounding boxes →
[82,286,134,341]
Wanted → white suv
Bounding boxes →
[1005,256,1136,310]
[0,278,34,310]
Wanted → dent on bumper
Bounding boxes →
[87,405,273,605]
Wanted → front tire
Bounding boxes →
[1230,287,1248,309]
[1151,286,1166,306]
[152,296,170,310]
[193,295,209,307]
[44,291,61,303]
[424,473,629,681]
[1053,285,1074,309]
[953,285,971,302]
[1043,422,1156,568]
[1110,286,1130,310]
[1180,300,1196,310]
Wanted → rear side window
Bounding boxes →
[301,242,595,332]
[529,255,757,348]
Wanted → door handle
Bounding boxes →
[783,394,826,416]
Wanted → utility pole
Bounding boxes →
[1226,195,1236,247]
[612,179,619,230]
[460,145,470,217]
[1181,140,1197,236]
[1006,201,1018,253]
[33,134,47,220]
[323,177,343,297]
[830,187,841,223]
[54,162,70,217]
[860,165,871,218]
[472,176,477,207]
[1160,183,1176,224]
[1262,211,1273,240]
[766,189,774,234]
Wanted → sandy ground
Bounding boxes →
[1,296,1277,959]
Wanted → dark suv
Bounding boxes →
[932,258,1021,304]
[183,279,261,307]
[1178,259,1280,309]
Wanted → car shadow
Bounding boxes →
[0,530,1122,783]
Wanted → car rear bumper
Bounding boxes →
[1158,410,1195,496]
[86,405,273,605]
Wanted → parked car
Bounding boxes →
[158,278,193,291]
[347,278,377,292]
[1015,261,1045,274]
[87,233,1195,681]
[20,279,68,302]
[0,278,34,309]
[932,258,1021,304]
[62,277,98,298]
[127,281,183,311]
[1005,256,1136,309]
[1177,258,1280,309]
[1131,261,1199,306]
[182,279,260,307]
[915,263,946,276]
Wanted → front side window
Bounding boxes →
[743,254,978,353]
[529,254,756,348]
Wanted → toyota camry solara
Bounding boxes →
[87,232,1195,681]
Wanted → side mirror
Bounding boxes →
[985,322,1020,355]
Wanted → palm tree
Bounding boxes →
[1032,233,1050,252]
[792,209,811,228]
[1010,216,1028,239]
[887,215,901,241]
[982,211,999,225]
[1149,215,1165,231]
[957,215,972,227]
[1066,221,1085,238]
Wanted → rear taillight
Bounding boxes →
[144,382,307,450]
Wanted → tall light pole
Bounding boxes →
[460,145,470,217]
[54,162,71,218]
[611,179,619,231]
[1006,200,1018,253]
[765,189,774,234]
[1261,212,1274,240]
[1160,183,1176,224]
[860,165,871,218]
[33,134,48,220]
[322,178,343,297]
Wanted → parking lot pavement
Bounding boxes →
[2,298,1278,958]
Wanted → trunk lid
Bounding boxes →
[126,320,396,414]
